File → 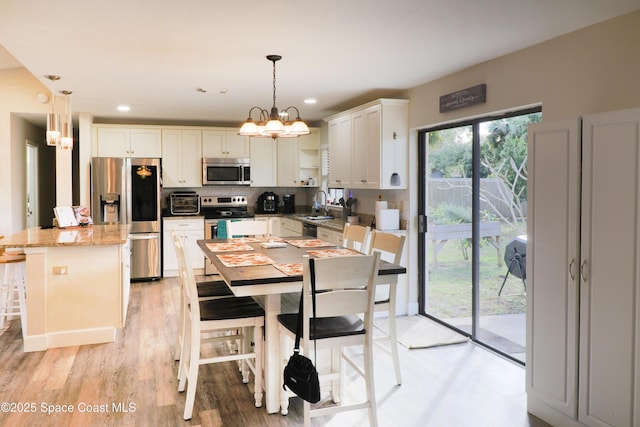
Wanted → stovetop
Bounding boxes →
[200,195,252,219]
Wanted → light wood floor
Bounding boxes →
[0,278,551,427]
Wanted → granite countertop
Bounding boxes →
[0,224,130,248]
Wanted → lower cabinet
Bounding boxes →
[163,217,204,277]
[527,108,640,427]
[317,227,342,245]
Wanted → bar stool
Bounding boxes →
[0,247,27,335]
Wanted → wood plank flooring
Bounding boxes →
[0,278,550,427]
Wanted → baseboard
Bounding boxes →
[23,327,117,352]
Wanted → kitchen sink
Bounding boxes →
[304,215,334,220]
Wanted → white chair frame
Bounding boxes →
[279,253,381,427]
[341,223,371,253]
[368,230,406,385]
[172,231,264,420]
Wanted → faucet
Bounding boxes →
[314,189,329,216]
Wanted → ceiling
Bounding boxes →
[1,0,639,127]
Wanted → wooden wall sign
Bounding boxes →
[439,84,486,113]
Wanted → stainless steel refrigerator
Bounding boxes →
[91,157,162,281]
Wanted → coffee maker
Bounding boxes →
[257,191,279,213]
[282,194,295,214]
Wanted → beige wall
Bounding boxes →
[0,68,59,236]
[402,10,640,129]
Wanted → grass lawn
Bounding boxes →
[425,223,526,319]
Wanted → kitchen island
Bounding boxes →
[0,225,130,352]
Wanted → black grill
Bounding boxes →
[499,236,527,295]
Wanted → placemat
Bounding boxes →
[205,241,254,252]
[233,236,284,243]
[285,238,335,248]
[273,263,304,276]
[306,248,361,258]
[216,252,275,267]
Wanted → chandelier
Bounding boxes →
[238,55,310,139]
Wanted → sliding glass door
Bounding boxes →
[418,108,540,363]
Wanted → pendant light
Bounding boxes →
[239,55,310,139]
[59,90,73,150]
[45,75,61,146]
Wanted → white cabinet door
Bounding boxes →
[203,130,249,158]
[328,115,352,187]
[579,108,640,427]
[226,132,250,158]
[317,227,342,245]
[129,128,162,157]
[277,138,299,186]
[96,127,130,157]
[163,218,204,277]
[96,127,162,158]
[250,138,277,187]
[282,218,302,236]
[527,119,581,419]
[351,105,381,188]
[162,130,202,187]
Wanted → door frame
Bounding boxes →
[417,106,541,362]
[26,140,39,228]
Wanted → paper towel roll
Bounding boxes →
[375,201,388,211]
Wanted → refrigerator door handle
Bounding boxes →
[129,233,158,240]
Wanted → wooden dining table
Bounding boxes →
[197,236,407,414]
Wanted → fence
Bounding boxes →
[428,178,525,219]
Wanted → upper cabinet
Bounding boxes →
[249,138,277,187]
[202,130,250,158]
[95,126,162,158]
[250,128,321,188]
[325,98,408,190]
[162,130,202,187]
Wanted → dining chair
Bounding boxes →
[0,241,27,335]
[172,231,265,420]
[171,231,235,367]
[225,219,269,238]
[368,230,406,386]
[278,252,381,427]
[341,223,371,253]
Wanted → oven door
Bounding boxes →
[204,219,218,275]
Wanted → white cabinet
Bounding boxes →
[163,217,204,277]
[277,138,299,186]
[317,227,342,245]
[326,99,408,189]
[351,105,381,188]
[95,126,162,158]
[527,108,640,427]
[328,115,352,187]
[282,218,303,237]
[250,138,277,187]
[162,130,202,187]
[202,130,250,158]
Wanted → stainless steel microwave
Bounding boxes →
[202,158,251,185]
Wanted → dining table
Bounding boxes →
[197,236,407,414]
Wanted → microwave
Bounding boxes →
[202,158,251,185]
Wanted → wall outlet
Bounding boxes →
[53,266,68,275]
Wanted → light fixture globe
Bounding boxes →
[238,118,261,136]
[238,55,309,139]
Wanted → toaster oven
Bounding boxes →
[170,191,200,215]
